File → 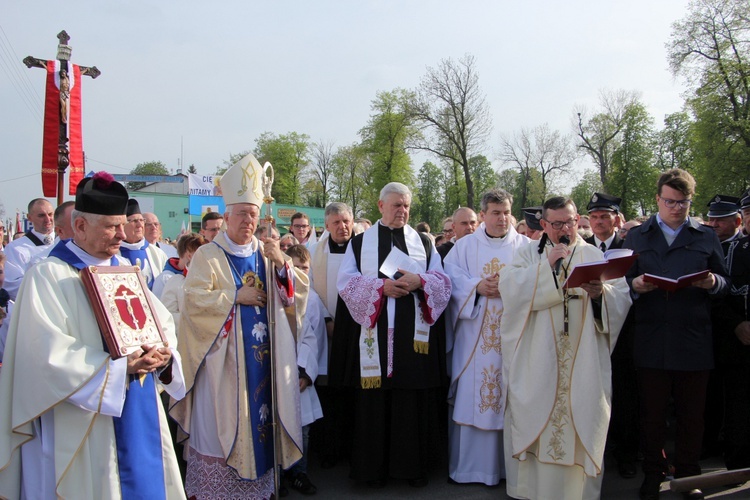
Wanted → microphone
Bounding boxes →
[554,235,571,274]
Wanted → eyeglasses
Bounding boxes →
[544,219,577,230]
[660,197,692,209]
[443,229,454,234]
[145,222,160,228]
[292,224,310,229]
[128,218,145,224]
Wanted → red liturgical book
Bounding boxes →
[642,270,711,292]
[563,250,637,289]
[80,265,168,359]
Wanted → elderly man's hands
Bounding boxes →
[126,345,172,375]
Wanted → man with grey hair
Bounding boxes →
[0,172,185,499]
[309,201,354,468]
[329,182,451,488]
[444,188,528,485]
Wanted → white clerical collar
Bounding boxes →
[120,239,147,250]
[67,241,117,267]
[30,228,54,245]
[223,232,258,257]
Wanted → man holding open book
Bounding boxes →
[498,196,631,500]
[625,168,728,500]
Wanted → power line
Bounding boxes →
[0,24,44,124]
[0,172,38,183]
[86,157,131,172]
[0,24,43,106]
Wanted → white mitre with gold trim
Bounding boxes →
[219,153,265,208]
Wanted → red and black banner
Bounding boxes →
[42,60,84,197]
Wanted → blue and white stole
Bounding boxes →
[120,239,154,289]
[48,241,167,499]
[219,244,275,476]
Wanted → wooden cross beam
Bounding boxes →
[23,30,101,206]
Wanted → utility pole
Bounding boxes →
[24,30,100,206]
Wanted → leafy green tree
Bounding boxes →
[215,151,251,176]
[330,143,371,217]
[442,159,466,216]
[411,54,492,209]
[607,102,659,218]
[569,170,603,215]
[359,89,417,198]
[469,155,497,209]
[655,111,693,171]
[412,161,445,228]
[668,0,750,206]
[128,161,169,190]
[254,132,311,205]
[301,177,324,208]
[497,167,545,218]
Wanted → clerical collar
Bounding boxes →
[120,238,147,250]
[328,234,349,253]
[68,240,116,267]
[484,228,506,239]
[223,232,257,257]
[379,221,403,230]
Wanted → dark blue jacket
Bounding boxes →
[624,215,728,371]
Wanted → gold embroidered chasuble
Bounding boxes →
[497,236,631,498]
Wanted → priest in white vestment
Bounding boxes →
[119,199,169,290]
[309,202,354,468]
[170,153,305,500]
[444,189,529,485]
[2,198,55,300]
[0,172,186,500]
[498,196,631,500]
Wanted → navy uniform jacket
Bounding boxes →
[714,235,750,366]
[624,216,728,371]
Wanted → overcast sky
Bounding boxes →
[0,0,690,218]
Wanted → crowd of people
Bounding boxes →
[0,162,746,500]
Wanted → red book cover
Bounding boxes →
[564,253,638,289]
[642,270,711,292]
[80,265,168,359]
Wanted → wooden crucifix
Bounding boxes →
[24,30,101,206]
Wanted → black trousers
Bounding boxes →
[723,363,750,470]
[637,368,710,478]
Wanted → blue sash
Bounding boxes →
[221,246,275,476]
[49,240,167,499]
[120,240,154,289]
